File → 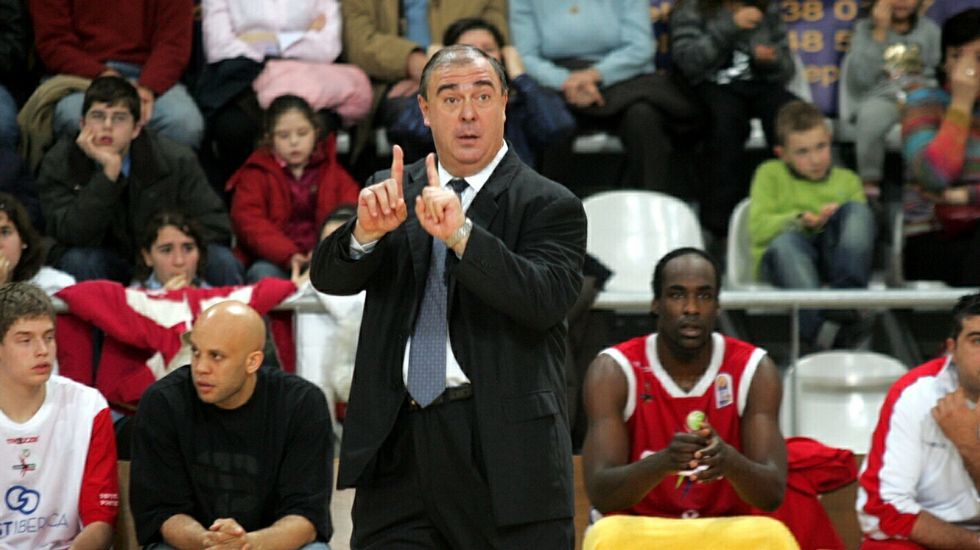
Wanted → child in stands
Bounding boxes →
[749,100,875,349]
[134,211,208,290]
[227,94,359,283]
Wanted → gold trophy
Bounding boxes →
[883,43,925,104]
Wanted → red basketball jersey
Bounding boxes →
[602,332,767,518]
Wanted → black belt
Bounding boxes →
[407,384,473,411]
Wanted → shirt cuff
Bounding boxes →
[349,233,378,260]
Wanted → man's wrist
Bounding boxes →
[444,217,472,249]
[353,220,385,245]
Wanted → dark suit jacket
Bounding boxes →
[310,147,586,527]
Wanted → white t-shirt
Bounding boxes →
[0,375,117,549]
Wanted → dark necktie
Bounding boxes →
[407,178,469,406]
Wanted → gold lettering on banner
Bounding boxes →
[835,29,852,52]
[801,0,824,21]
[805,64,841,87]
[788,30,826,53]
[782,0,802,22]
[833,0,858,21]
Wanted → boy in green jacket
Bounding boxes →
[749,100,876,349]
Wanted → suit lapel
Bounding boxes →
[446,149,518,300]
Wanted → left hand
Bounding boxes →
[753,44,778,64]
[562,68,604,107]
[163,274,191,290]
[136,85,155,127]
[687,423,732,482]
[932,387,980,451]
[289,252,312,287]
[819,202,840,222]
[204,518,250,549]
[800,211,825,229]
[415,154,465,243]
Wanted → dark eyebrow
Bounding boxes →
[436,79,496,95]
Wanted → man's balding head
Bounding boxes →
[189,301,266,409]
[196,301,266,353]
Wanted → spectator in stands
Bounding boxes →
[130,300,332,549]
[28,0,204,149]
[900,8,980,286]
[341,0,508,162]
[510,0,701,191]
[134,210,209,290]
[199,0,370,190]
[388,17,576,169]
[227,94,360,283]
[749,101,875,350]
[0,0,28,150]
[857,291,980,548]
[36,77,242,286]
[670,0,798,241]
[848,0,940,200]
[0,192,75,294]
[0,282,118,549]
[580,247,788,545]
[925,0,980,26]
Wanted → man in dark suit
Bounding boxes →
[310,45,587,548]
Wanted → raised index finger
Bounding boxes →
[425,153,440,187]
[390,144,404,190]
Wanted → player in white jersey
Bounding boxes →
[0,282,117,549]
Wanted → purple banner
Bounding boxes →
[782,0,861,116]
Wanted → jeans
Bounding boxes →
[56,246,134,283]
[0,85,18,150]
[246,259,290,284]
[203,244,245,286]
[761,201,876,342]
[854,94,900,182]
[53,62,204,148]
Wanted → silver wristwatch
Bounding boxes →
[444,217,473,248]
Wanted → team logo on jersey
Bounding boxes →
[641,381,654,402]
[5,485,40,515]
[11,449,36,478]
[714,373,734,409]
